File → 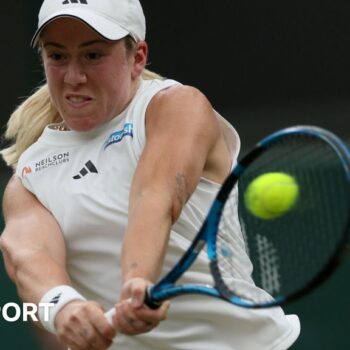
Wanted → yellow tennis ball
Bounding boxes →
[244,172,299,220]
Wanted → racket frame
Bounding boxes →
[147,126,350,309]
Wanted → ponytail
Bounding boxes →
[1,85,60,169]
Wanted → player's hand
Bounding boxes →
[54,300,116,350]
[112,277,170,335]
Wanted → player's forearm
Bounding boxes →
[121,190,176,284]
[1,176,70,305]
[1,241,70,305]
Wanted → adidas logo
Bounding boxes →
[73,160,98,180]
[50,292,62,305]
[62,0,88,4]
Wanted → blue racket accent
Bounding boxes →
[141,125,350,310]
[150,284,221,302]
[232,162,245,177]
[227,295,286,308]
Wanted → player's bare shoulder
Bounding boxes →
[146,84,232,183]
[146,84,220,139]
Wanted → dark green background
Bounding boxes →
[1,1,349,349]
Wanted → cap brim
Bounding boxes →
[31,8,130,47]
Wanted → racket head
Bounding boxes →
[210,125,350,308]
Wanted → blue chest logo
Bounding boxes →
[104,123,133,149]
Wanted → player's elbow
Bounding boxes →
[0,233,20,282]
[0,231,39,283]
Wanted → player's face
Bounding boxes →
[40,18,146,131]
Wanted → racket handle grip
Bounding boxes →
[104,308,116,325]
[144,287,162,309]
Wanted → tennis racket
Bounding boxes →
[104,125,350,323]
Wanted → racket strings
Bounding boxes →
[216,187,265,300]
[215,133,350,305]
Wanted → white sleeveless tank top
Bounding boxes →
[17,78,299,349]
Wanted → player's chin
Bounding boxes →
[65,116,104,132]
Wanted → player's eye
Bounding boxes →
[47,52,66,62]
[85,52,103,60]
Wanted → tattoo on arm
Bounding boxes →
[126,262,139,275]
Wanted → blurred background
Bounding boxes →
[1,0,349,348]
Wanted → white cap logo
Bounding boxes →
[62,1,88,4]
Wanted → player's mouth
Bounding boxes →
[65,94,93,108]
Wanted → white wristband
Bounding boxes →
[38,285,86,334]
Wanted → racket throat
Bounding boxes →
[209,260,232,301]
[194,239,206,253]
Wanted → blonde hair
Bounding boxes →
[1,36,164,169]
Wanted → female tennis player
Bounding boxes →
[0,0,300,349]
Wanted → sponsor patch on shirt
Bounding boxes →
[21,152,70,177]
[104,123,133,149]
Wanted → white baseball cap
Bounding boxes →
[31,0,146,47]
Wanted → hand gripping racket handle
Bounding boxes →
[67,310,116,349]
[103,287,161,325]
[68,309,116,349]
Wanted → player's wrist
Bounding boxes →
[122,264,159,285]
[38,285,86,334]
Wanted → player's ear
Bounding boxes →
[131,41,148,79]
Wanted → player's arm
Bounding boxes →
[0,176,115,349]
[1,175,70,304]
[114,85,232,334]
